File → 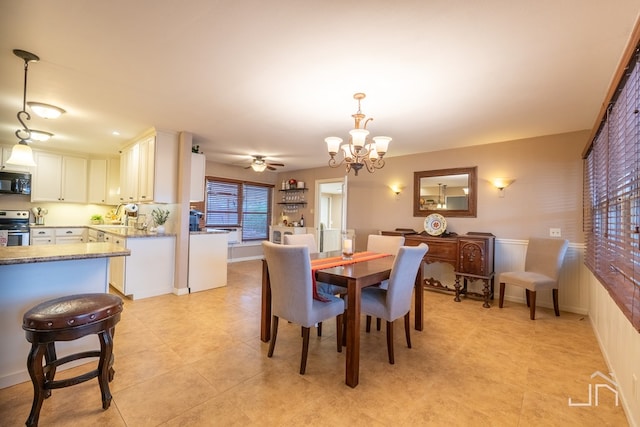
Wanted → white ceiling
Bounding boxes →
[1,1,638,173]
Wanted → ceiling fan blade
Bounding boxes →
[267,163,284,167]
[267,166,276,171]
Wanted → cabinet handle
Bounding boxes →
[66,230,72,234]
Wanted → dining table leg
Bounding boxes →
[260,259,271,342]
[345,277,360,388]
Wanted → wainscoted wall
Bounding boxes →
[589,272,640,426]
[495,239,587,315]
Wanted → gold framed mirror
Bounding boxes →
[413,166,477,218]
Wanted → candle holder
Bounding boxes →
[342,232,354,260]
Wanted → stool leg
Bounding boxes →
[43,342,57,398]
[26,343,47,427]
[97,330,115,410]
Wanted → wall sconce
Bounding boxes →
[389,185,402,200]
[492,178,515,197]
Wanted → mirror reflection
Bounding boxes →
[413,167,477,217]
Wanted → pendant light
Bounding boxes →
[6,49,41,167]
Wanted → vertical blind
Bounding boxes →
[205,178,273,241]
[584,47,640,331]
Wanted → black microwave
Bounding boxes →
[0,171,31,195]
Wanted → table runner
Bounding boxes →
[311,251,391,301]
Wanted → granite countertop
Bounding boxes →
[189,229,230,235]
[30,224,176,238]
[0,242,131,266]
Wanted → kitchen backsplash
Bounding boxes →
[0,194,177,229]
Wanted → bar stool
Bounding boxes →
[22,293,123,427]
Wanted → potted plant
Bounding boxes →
[151,208,170,233]
[90,214,103,225]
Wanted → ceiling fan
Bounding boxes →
[245,155,284,172]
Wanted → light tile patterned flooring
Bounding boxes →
[0,260,629,426]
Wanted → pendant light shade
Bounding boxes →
[6,143,37,167]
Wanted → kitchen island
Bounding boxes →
[0,242,130,389]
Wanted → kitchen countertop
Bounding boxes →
[0,242,130,265]
[189,228,230,235]
[30,224,177,238]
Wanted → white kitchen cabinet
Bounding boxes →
[188,232,227,292]
[118,128,178,203]
[88,158,120,205]
[32,152,87,203]
[190,153,206,202]
[55,227,86,244]
[118,144,139,203]
[106,233,175,299]
[30,228,54,245]
[1,144,34,173]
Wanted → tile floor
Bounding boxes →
[0,260,629,426]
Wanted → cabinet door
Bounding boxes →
[137,136,155,202]
[106,158,120,204]
[88,159,108,204]
[119,144,139,202]
[32,152,62,201]
[190,153,206,202]
[61,156,87,203]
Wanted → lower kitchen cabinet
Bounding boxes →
[106,234,175,299]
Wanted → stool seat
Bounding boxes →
[24,293,123,331]
[22,293,123,427]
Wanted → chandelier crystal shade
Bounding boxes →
[325,93,391,175]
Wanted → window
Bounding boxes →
[204,177,273,242]
[583,46,640,331]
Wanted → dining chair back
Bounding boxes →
[262,241,344,374]
[498,237,569,320]
[361,243,428,364]
[366,234,405,255]
[283,233,318,254]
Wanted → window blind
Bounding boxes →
[584,48,640,331]
[205,177,273,242]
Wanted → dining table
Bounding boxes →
[260,250,424,388]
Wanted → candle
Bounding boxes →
[343,239,353,254]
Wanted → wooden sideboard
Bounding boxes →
[381,231,495,307]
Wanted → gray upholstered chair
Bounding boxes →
[366,234,405,257]
[284,233,347,299]
[360,244,428,364]
[498,238,569,320]
[262,241,344,374]
[366,234,406,331]
[283,233,318,254]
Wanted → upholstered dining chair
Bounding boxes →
[360,243,428,364]
[284,233,347,300]
[498,237,569,320]
[366,234,406,331]
[283,233,318,254]
[262,241,344,374]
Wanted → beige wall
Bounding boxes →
[278,130,587,250]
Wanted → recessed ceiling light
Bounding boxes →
[112,131,120,136]
[27,102,66,119]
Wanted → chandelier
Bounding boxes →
[325,93,391,175]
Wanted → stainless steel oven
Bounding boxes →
[0,210,30,246]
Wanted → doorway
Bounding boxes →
[315,176,348,252]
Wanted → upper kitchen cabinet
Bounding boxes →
[1,144,34,173]
[119,128,179,204]
[32,151,87,203]
[190,152,206,202]
[88,158,120,205]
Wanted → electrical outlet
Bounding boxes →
[549,228,561,237]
